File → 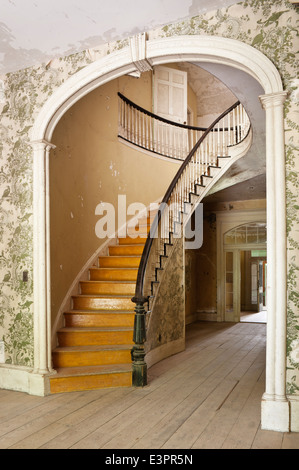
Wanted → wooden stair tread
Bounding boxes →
[118,237,147,243]
[72,294,133,298]
[65,310,135,314]
[90,267,138,272]
[114,244,145,247]
[89,267,138,273]
[59,327,133,332]
[52,363,132,378]
[53,344,133,352]
[81,280,136,284]
[99,255,141,259]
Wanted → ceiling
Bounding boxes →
[1,0,266,201]
[0,0,239,75]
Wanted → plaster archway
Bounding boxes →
[30,34,288,432]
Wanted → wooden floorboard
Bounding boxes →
[0,321,299,449]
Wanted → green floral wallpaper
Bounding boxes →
[0,0,298,395]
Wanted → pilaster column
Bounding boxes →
[31,139,56,374]
[131,297,147,387]
[259,91,289,432]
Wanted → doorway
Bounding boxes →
[221,220,267,324]
[239,250,267,324]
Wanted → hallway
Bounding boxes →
[0,321,298,449]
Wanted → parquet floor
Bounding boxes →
[0,321,298,450]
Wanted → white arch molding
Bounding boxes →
[30,35,289,431]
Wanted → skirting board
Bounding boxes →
[261,398,290,432]
[186,311,217,324]
[289,396,299,432]
[146,337,185,370]
[196,311,217,322]
[0,364,51,396]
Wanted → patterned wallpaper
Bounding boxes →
[0,0,298,394]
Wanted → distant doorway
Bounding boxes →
[239,249,267,324]
[222,221,267,323]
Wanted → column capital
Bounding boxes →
[259,91,288,109]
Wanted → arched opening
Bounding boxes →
[223,222,267,323]
[30,35,288,431]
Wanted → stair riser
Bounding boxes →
[89,268,138,281]
[80,282,135,295]
[64,313,135,328]
[109,245,144,256]
[57,330,133,347]
[52,349,131,368]
[209,166,221,178]
[50,372,132,393]
[72,296,134,311]
[127,225,150,236]
[98,257,141,268]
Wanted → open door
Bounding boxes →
[153,65,188,157]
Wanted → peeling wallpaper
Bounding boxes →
[0,0,298,395]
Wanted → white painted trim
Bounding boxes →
[28,34,289,432]
[30,36,283,144]
[288,396,299,432]
[259,91,289,432]
[146,36,283,94]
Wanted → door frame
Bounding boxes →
[217,210,267,323]
[223,245,267,322]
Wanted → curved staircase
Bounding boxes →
[49,95,251,393]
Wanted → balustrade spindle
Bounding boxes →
[222,118,225,155]
[118,93,249,164]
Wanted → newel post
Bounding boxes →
[131,296,147,387]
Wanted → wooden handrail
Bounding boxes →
[118,92,207,131]
[118,93,247,161]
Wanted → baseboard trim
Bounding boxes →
[288,395,299,432]
[146,337,185,370]
[0,364,51,396]
[261,396,290,432]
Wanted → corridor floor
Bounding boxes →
[0,321,298,450]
